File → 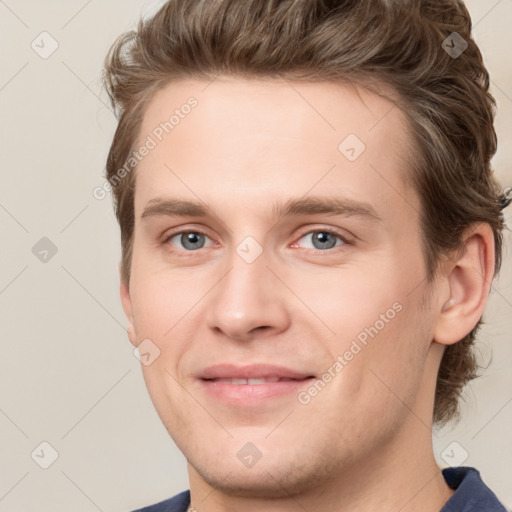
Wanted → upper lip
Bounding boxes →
[198,364,314,380]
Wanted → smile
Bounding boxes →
[210,377,303,385]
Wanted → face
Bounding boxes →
[122,77,443,497]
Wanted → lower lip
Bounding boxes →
[199,378,315,405]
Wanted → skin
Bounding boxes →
[120,77,494,512]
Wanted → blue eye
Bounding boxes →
[165,229,347,253]
[297,231,346,250]
[168,231,213,251]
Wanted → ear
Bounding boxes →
[119,263,137,347]
[433,223,495,345]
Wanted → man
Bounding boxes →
[102,0,511,510]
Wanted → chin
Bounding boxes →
[190,451,332,499]
[197,466,306,498]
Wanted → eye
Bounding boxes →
[166,231,214,251]
[295,230,347,250]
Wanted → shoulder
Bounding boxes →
[441,466,508,512]
[128,490,190,512]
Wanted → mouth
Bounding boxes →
[198,363,315,381]
[204,376,312,385]
[197,365,316,405]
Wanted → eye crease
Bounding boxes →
[165,230,347,252]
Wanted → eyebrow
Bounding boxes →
[141,198,209,220]
[274,196,381,222]
[140,196,381,223]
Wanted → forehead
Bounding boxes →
[138,77,410,151]
[134,77,417,220]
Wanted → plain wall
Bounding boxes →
[0,1,511,510]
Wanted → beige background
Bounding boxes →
[0,1,511,511]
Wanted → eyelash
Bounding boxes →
[293,228,350,251]
[163,228,351,254]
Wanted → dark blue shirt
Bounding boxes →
[130,466,508,511]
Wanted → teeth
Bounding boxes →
[215,377,282,385]
[232,378,249,385]
[248,377,279,384]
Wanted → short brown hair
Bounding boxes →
[103,0,507,426]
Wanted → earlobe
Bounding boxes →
[126,322,137,346]
[433,224,495,346]
[119,264,137,347]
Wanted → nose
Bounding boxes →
[205,250,291,342]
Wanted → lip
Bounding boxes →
[197,364,315,406]
[198,363,314,380]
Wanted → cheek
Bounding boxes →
[314,266,429,408]
[359,298,432,412]
[129,249,206,338]
[287,260,406,337]
[139,362,191,441]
